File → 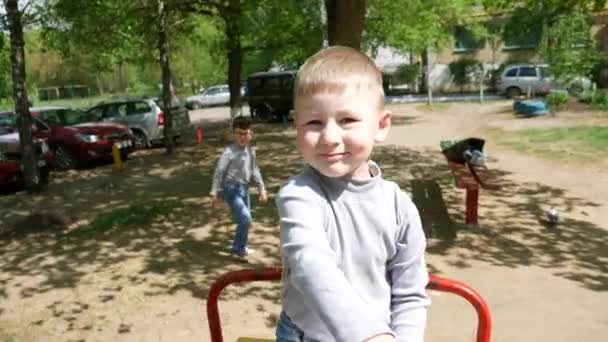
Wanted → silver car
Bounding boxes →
[87,97,191,148]
[186,84,246,109]
[497,64,591,98]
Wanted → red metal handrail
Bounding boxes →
[207,267,492,342]
[426,276,492,342]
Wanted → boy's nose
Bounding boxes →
[319,122,341,145]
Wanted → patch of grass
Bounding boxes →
[68,200,180,238]
[415,102,450,112]
[488,126,608,161]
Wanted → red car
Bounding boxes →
[0,132,54,190]
[0,106,135,170]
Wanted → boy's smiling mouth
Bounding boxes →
[318,152,348,161]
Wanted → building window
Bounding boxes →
[502,32,541,50]
[453,26,484,52]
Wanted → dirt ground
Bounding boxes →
[1,100,606,342]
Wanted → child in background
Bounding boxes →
[210,116,267,258]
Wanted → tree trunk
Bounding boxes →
[224,0,242,118]
[158,0,174,154]
[5,0,40,193]
[95,74,105,95]
[422,49,433,106]
[324,0,365,50]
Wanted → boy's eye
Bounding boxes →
[339,117,358,124]
[304,120,322,126]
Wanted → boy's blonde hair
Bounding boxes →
[294,46,384,108]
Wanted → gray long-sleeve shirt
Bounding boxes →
[210,143,265,196]
[276,162,429,342]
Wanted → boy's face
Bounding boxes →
[233,128,252,147]
[295,87,391,180]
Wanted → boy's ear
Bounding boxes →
[374,110,392,143]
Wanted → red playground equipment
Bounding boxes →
[207,267,492,342]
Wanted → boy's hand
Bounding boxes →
[364,334,397,342]
[258,191,268,205]
[210,195,218,208]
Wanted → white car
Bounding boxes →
[186,84,246,109]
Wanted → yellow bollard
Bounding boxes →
[112,143,123,171]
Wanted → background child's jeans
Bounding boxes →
[220,181,251,255]
[276,311,319,342]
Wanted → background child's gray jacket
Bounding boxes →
[210,144,265,196]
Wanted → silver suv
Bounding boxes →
[497,64,591,98]
[87,97,191,148]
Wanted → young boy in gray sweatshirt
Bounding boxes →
[275,46,429,341]
[210,116,267,258]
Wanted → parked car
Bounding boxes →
[497,64,592,98]
[247,70,297,121]
[185,84,246,109]
[0,106,135,170]
[0,132,53,190]
[87,97,191,148]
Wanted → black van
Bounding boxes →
[246,70,297,122]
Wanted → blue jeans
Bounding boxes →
[276,311,318,342]
[220,181,251,255]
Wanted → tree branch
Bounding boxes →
[166,0,243,16]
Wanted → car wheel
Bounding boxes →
[54,145,78,170]
[506,87,522,99]
[133,130,149,149]
[191,102,201,110]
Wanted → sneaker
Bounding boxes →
[231,247,254,258]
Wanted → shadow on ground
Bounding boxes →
[0,118,606,337]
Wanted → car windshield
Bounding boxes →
[40,109,100,126]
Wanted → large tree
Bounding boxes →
[158,0,175,153]
[2,0,41,192]
[542,10,599,85]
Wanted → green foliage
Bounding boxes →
[448,58,480,88]
[579,89,608,109]
[241,0,323,70]
[590,56,608,87]
[546,90,569,107]
[483,1,606,54]
[592,91,608,109]
[367,0,475,53]
[39,0,321,97]
[0,34,12,100]
[395,64,421,84]
[541,11,599,84]
[502,7,543,48]
[170,16,227,92]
